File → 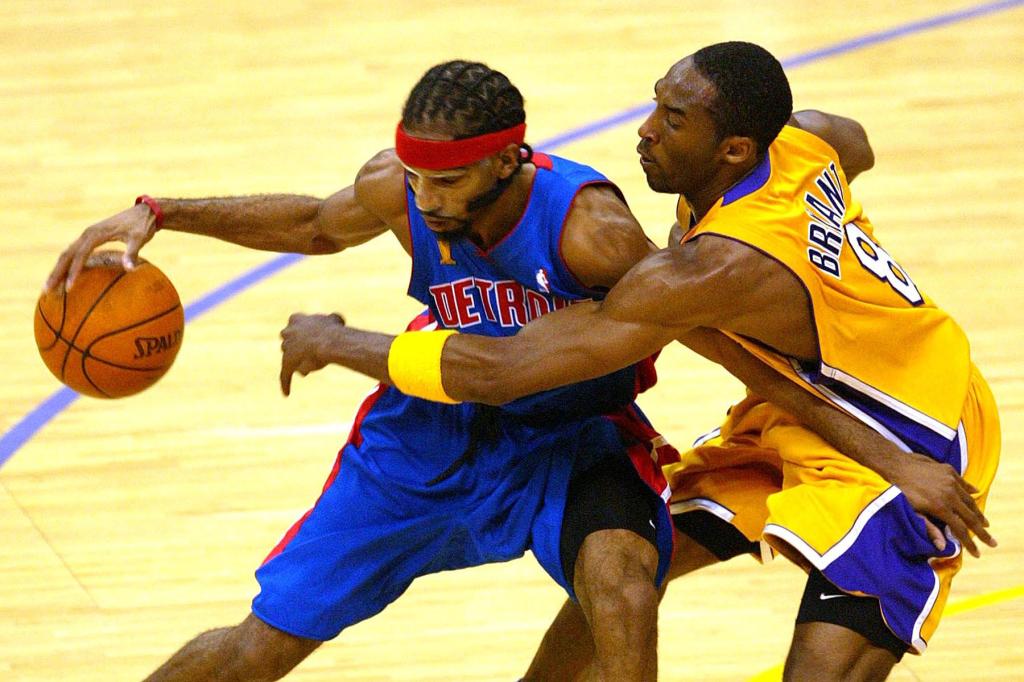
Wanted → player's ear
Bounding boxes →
[719,135,757,166]
[493,143,521,179]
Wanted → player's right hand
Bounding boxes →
[44,202,159,293]
[894,451,996,559]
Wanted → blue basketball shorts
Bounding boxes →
[250,384,674,641]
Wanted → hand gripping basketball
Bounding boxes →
[44,201,159,293]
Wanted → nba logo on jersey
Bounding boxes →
[536,268,551,293]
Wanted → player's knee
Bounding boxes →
[586,577,658,636]
[231,615,320,680]
[612,572,658,621]
[576,530,658,622]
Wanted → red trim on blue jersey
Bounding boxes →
[346,383,388,449]
[624,439,672,496]
[603,405,679,558]
[532,152,554,170]
[633,352,660,395]
[261,507,316,567]
[605,406,679,465]
[405,308,436,331]
[261,383,389,566]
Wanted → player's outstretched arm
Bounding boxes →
[283,239,759,403]
[278,271,684,402]
[789,109,875,181]
[45,149,405,292]
[684,327,996,558]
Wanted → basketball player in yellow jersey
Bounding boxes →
[304,43,1000,679]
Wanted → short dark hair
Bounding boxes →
[692,42,793,155]
[402,60,525,139]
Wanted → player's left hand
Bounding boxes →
[279,312,346,396]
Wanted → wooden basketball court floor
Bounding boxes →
[2,1,1022,679]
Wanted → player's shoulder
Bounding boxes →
[689,231,783,269]
[612,235,801,328]
[355,148,405,192]
[678,232,812,322]
[651,233,782,291]
[561,184,654,289]
[564,184,644,247]
[354,149,407,221]
[786,110,874,181]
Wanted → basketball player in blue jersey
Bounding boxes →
[285,45,1000,681]
[49,60,695,681]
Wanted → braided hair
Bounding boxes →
[402,60,526,139]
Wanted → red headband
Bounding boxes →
[395,122,527,170]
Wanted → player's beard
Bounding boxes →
[466,164,521,212]
[428,219,472,241]
[426,164,523,243]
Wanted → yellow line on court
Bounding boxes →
[744,584,1024,681]
[747,665,785,682]
[941,584,1024,617]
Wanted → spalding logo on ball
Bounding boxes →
[34,251,184,398]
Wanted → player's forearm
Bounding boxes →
[322,326,395,383]
[155,194,335,254]
[688,328,905,481]
[325,291,678,406]
[321,324,513,404]
[727,348,905,481]
[444,300,675,405]
[316,324,517,403]
[780,392,906,482]
[439,334,537,404]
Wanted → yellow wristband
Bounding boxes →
[387,330,461,404]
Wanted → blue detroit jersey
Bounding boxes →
[408,153,614,320]
[407,153,640,418]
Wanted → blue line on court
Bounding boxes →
[183,252,305,322]
[1,389,79,468]
[535,0,1024,150]
[781,0,1024,69]
[2,0,1021,470]
[534,103,655,151]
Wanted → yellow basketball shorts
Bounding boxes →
[664,364,1000,653]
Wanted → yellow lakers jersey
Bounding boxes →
[680,125,972,461]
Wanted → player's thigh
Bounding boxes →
[791,568,906,666]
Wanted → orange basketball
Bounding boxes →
[34,251,185,398]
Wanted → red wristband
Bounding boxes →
[134,194,164,230]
